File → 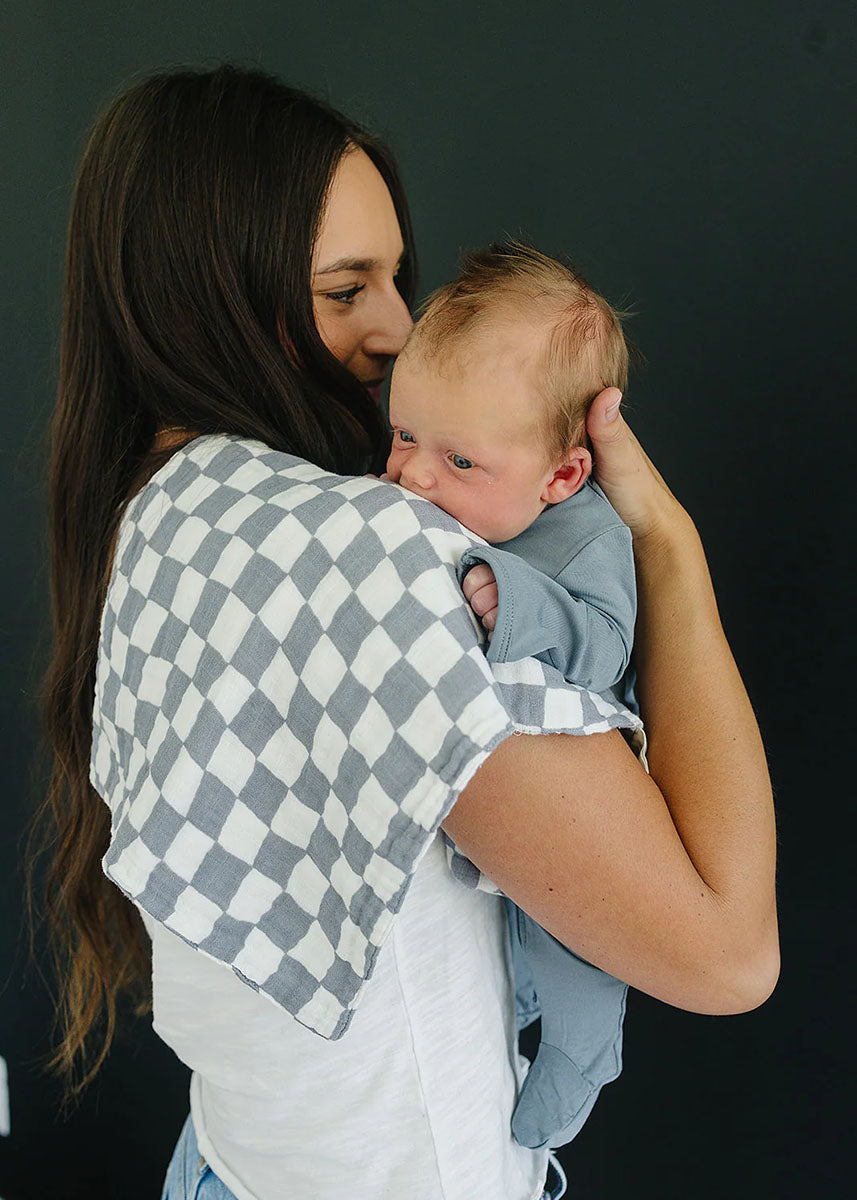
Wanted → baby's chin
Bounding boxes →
[459,503,540,544]
[473,521,530,544]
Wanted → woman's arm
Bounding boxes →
[441,390,779,1015]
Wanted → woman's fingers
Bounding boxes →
[586,388,684,543]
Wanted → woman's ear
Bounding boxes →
[540,445,592,504]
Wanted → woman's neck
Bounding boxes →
[153,426,198,453]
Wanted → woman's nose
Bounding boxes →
[363,287,414,357]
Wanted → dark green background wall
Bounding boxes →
[3,2,854,1196]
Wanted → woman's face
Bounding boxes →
[311,147,413,402]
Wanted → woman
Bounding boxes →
[32,64,778,1200]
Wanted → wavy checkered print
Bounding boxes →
[90,435,642,1040]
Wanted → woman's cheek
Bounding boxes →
[313,306,356,367]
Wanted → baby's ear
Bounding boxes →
[541,446,592,504]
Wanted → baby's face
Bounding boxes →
[385,328,557,542]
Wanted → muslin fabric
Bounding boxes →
[90,434,643,1042]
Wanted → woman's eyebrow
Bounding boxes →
[315,249,405,276]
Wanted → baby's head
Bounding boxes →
[386,239,629,542]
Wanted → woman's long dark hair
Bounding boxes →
[27,62,418,1105]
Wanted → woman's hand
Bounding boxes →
[586,388,692,548]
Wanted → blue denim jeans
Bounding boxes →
[160,1113,237,1200]
[161,1111,568,1199]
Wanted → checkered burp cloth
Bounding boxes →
[91,435,642,1039]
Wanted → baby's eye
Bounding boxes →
[449,453,474,470]
[397,430,416,444]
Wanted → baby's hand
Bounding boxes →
[461,564,498,642]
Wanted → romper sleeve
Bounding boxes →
[90,435,643,1041]
[456,525,636,691]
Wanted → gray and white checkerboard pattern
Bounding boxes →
[91,435,643,1040]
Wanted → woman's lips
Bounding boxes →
[367,382,383,403]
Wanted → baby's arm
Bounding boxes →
[457,526,636,691]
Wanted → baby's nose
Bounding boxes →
[402,464,436,493]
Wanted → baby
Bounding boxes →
[384,239,636,1151]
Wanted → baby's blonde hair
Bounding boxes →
[404,239,630,462]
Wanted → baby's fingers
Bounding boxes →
[470,583,499,619]
[463,571,498,618]
[481,606,497,631]
[462,564,495,603]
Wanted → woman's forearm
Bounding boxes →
[578,390,779,1003]
[633,512,779,995]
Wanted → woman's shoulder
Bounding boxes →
[107,434,493,675]
[123,432,486,569]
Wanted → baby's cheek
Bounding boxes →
[384,447,401,480]
[471,491,532,543]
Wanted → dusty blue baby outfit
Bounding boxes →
[457,479,638,1151]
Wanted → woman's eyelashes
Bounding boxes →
[324,270,399,307]
[325,284,365,305]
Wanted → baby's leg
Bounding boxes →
[504,897,628,1151]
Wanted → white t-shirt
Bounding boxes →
[141,828,552,1200]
